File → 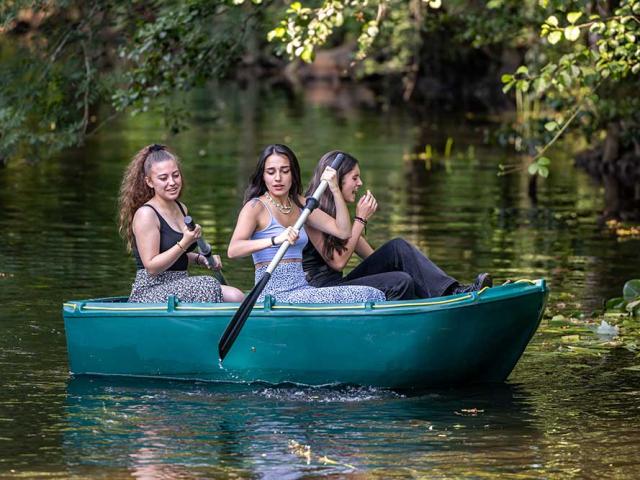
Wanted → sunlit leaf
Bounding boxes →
[546,15,559,27]
[548,30,562,44]
[567,12,583,24]
[564,26,581,41]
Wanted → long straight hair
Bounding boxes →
[243,144,304,208]
[304,150,359,260]
[118,144,183,251]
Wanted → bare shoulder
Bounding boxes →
[241,198,267,218]
[133,205,159,228]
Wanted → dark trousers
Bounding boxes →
[309,238,458,300]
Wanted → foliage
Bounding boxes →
[270,0,639,176]
[500,0,640,173]
[0,0,263,163]
[1,0,638,168]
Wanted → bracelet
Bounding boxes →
[354,216,368,225]
[176,241,187,252]
[270,236,277,246]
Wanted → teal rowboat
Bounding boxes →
[62,279,548,388]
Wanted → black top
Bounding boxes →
[302,240,343,287]
[132,201,195,271]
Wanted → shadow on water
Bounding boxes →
[61,377,541,478]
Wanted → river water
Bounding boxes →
[1,83,639,478]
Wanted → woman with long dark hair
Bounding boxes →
[118,144,244,303]
[227,144,385,303]
[302,150,492,300]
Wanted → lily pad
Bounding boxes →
[623,279,640,301]
[605,297,627,312]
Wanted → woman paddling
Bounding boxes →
[302,151,492,300]
[227,144,385,303]
[118,144,244,303]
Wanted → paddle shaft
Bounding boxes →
[184,216,227,285]
[218,154,345,361]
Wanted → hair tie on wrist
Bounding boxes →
[176,241,186,252]
[354,216,367,225]
[270,236,277,246]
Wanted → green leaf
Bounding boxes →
[626,299,640,314]
[429,0,442,8]
[528,163,538,175]
[502,81,515,93]
[564,26,581,41]
[605,297,627,311]
[300,45,314,63]
[548,30,562,44]
[290,2,302,13]
[544,121,558,131]
[501,74,513,83]
[537,156,551,166]
[516,65,529,75]
[567,12,583,24]
[538,166,549,178]
[546,15,559,27]
[623,279,640,301]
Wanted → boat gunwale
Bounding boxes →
[63,279,547,318]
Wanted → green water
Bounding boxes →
[1,84,639,478]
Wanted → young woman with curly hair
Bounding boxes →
[118,144,244,303]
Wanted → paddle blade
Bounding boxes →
[218,272,271,361]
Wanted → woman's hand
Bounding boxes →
[356,190,378,220]
[181,223,201,247]
[198,254,222,270]
[321,166,340,193]
[275,226,299,245]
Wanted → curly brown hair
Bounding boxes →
[117,144,183,251]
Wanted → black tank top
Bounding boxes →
[302,240,343,286]
[132,201,195,271]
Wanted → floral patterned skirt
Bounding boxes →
[128,270,222,303]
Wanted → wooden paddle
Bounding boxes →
[218,153,345,361]
[184,216,227,286]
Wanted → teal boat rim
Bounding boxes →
[63,279,544,314]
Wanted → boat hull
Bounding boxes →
[63,280,548,388]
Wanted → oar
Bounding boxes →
[184,216,227,286]
[218,153,345,361]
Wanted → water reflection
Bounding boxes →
[1,83,639,477]
[63,377,540,478]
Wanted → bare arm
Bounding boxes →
[133,207,199,275]
[308,189,379,270]
[307,221,367,271]
[354,236,375,259]
[305,167,351,240]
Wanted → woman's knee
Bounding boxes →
[222,285,245,302]
[383,237,412,253]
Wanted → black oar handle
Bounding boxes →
[184,216,213,262]
[184,216,227,285]
[218,153,346,361]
